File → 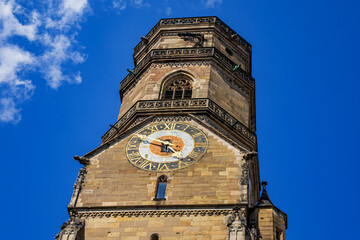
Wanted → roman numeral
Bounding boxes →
[188,151,201,158]
[192,132,203,138]
[127,144,138,150]
[128,152,141,160]
[138,160,151,169]
[179,161,191,168]
[158,163,169,171]
[147,125,159,133]
[163,123,176,130]
[195,142,207,148]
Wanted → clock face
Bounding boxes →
[126,122,208,172]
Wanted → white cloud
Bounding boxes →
[63,0,88,13]
[165,7,171,16]
[0,0,155,124]
[113,0,127,10]
[0,0,39,41]
[131,0,150,8]
[40,34,85,89]
[0,98,21,123]
[202,0,222,8]
[0,45,35,123]
[0,0,88,123]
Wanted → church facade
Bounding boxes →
[56,16,287,240]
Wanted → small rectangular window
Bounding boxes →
[156,182,167,199]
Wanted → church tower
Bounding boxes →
[56,16,287,240]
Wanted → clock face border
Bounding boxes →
[125,122,208,172]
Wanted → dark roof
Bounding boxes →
[256,181,274,207]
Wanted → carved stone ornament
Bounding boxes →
[120,47,254,97]
[133,17,251,56]
[227,208,245,240]
[178,32,206,47]
[68,167,87,208]
[240,163,249,185]
[55,218,84,240]
[70,209,233,219]
[101,98,256,146]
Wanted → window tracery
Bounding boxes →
[163,78,192,99]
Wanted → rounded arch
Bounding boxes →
[158,71,195,100]
[150,233,160,240]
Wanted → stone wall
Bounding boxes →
[84,214,229,240]
[76,121,247,207]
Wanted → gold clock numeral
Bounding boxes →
[130,156,142,163]
[163,122,176,130]
[156,163,168,171]
[138,160,151,169]
[195,142,207,148]
[192,132,203,138]
[128,152,141,158]
[188,151,201,159]
[179,160,191,168]
[127,144,138,150]
[147,125,159,133]
[182,125,190,131]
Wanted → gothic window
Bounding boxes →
[276,229,282,240]
[155,175,167,199]
[163,78,192,100]
[150,233,159,240]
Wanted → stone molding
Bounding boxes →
[122,61,211,97]
[68,167,87,208]
[70,208,240,219]
[100,98,256,145]
[133,17,251,56]
[240,163,249,185]
[211,64,250,98]
[120,47,254,98]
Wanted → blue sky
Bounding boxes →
[0,0,359,239]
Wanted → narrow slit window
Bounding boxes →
[155,175,167,199]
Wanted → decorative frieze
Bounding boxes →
[152,115,192,123]
[101,98,256,146]
[120,47,254,97]
[71,209,235,219]
[133,17,251,56]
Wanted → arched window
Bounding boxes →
[163,78,192,100]
[155,175,167,199]
[150,233,159,240]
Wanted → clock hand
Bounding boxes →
[135,134,173,146]
[168,146,182,158]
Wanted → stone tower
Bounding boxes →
[56,16,287,240]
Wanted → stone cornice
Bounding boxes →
[100,98,256,145]
[120,47,254,98]
[69,205,246,219]
[133,16,251,57]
